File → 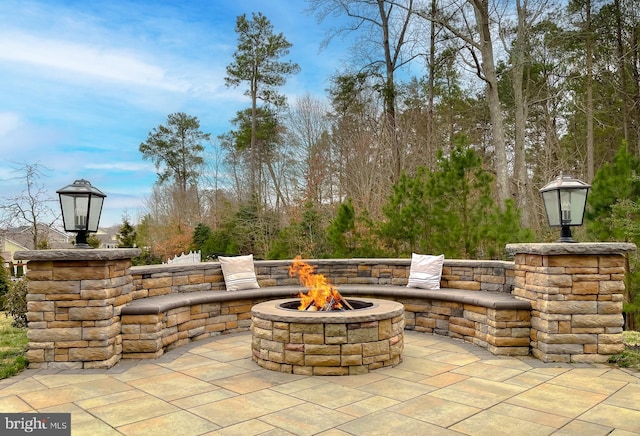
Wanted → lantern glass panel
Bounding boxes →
[60,194,89,231]
[568,189,588,226]
[560,190,571,224]
[542,190,560,226]
[87,195,105,232]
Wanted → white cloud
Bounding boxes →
[85,162,154,172]
[0,112,21,136]
[0,112,70,157]
[0,31,190,92]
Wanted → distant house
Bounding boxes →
[0,236,29,276]
[1,224,75,275]
[1,224,125,274]
[2,224,72,249]
[95,225,121,249]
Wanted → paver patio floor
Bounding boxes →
[1,330,639,435]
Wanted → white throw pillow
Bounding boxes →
[407,253,444,290]
[219,254,260,291]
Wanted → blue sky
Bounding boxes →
[0,0,350,227]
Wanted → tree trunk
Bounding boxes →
[377,0,412,183]
[251,78,259,203]
[473,0,510,207]
[586,0,594,181]
[615,0,630,147]
[631,18,640,155]
[513,0,529,226]
[426,0,437,170]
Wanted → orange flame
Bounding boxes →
[289,256,343,311]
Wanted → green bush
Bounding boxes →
[5,279,28,328]
[0,258,10,309]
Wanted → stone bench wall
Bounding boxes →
[121,259,516,360]
[403,298,531,355]
[130,258,515,300]
[15,243,635,369]
[121,291,532,360]
[122,298,261,359]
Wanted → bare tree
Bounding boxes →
[308,0,419,182]
[328,72,391,217]
[285,94,333,204]
[200,141,232,231]
[499,0,552,226]
[581,0,595,182]
[0,162,58,249]
[414,0,511,207]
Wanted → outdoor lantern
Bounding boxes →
[539,174,590,243]
[56,179,106,248]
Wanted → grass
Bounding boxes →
[0,312,28,380]
[609,330,640,371]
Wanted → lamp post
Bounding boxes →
[539,174,590,243]
[56,179,106,248]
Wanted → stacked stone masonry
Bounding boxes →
[129,258,516,297]
[14,243,635,369]
[404,299,531,355]
[122,298,265,359]
[507,243,634,363]
[121,259,522,359]
[17,249,140,369]
[251,304,405,375]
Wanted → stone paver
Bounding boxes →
[1,330,639,435]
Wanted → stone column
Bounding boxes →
[14,249,140,369]
[506,243,636,363]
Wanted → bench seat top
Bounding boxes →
[121,285,530,315]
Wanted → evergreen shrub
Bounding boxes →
[5,279,27,328]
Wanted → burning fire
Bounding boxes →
[289,257,352,311]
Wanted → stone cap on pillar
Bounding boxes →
[14,248,142,262]
[506,242,636,257]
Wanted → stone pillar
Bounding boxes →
[14,249,140,369]
[506,243,635,363]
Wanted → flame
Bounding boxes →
[289,256,343,311]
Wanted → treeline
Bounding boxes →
[128,1,640,265]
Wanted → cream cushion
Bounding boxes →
[219,254,260,291]
[407,253,444,290]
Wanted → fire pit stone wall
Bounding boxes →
[251,298,405,375]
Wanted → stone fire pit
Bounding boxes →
[251,298,404,375]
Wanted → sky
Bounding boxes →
[0,0,351,228]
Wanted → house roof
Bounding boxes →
[2,222,126,251]
[2,224,72,250]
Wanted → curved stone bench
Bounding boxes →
[120,285,531,359]
[15,246,634,369]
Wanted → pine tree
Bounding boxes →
[191,223,211,251]
[327,200,355,257]
[225,12,299,202]
[427,142,495,258]
[380,167,431,255]
[139,112,210,194]
[117,218,138,248]
[586,142,640,329]
[586,143,640,241]
[380,139,530,259]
